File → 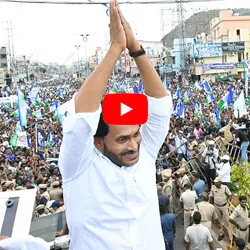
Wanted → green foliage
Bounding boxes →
[231,163,250,196]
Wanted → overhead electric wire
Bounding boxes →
[0,0,223,4]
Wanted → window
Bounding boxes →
[246,52,249,60]
[238,52,242,62]
[224,55,227,63]
[172,56,176,64]
[237,29,240,36]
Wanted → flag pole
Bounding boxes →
[35,124,38,153]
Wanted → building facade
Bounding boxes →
[189,10,250,81]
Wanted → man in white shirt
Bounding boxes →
[216,155,231,188]
[58,1,173,249]
[185,211,214,250]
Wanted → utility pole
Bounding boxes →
[80,34,90,76]
[75,45,81,76]
[23,55,29,82]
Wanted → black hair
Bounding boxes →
[192,172,200,179]
[94,113,109,138]
[159,202,168,215]
[193,211,201,224]
[239,196,247,202]
[235,237,245,250]
[184,183,191,190]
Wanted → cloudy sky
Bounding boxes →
[0,0,249,64]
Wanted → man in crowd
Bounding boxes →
[229,196,249,244]
[58,1,172,249]
[180,183,197,233]
[209,177,231,241]
[216,155,231,188]
[161,168,174,213]
[192,172,205,202]
[185,211,214,250]
[193,192,222,234]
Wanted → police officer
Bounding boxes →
[209,177,232,241]
[176,167,190,194]
[229,196,249,244]
[39,184,50,201]
[194,192,222,234]
[180,183,197,233]
[161,169,174,213]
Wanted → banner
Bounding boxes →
[203,63,235,71]
[10,132,29,147]
[192,43,222,58]
[36,125,46,153]
[222,42,245,52]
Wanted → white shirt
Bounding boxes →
[0,235,49,250]
[175,136,187,154]
[59,93,173,250]
[216,162,231,183]
[184,224,213,250]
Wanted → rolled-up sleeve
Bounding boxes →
[141,92,173,160]
[59,95,102,182]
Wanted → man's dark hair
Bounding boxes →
[193,211,201,224]
[184,183,191,190]
[192,172,200,179]
[239,196,247,202]
[159,203,168,215]
[94,113,109,138]
[235,237,245,250]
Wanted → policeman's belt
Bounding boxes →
[214,203,227,207]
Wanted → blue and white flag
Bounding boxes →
[49,102,59,112]
[17,89,28,127]
[195,80,203,90]
[213,105,220,127]
[15,121,22,135]
[177,102,185,118]
[234,90,247,118]
[173,87,181,99]
[139,80,143,93]
[28,87,40,104]
[204,81,213,94]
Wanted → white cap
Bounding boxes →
[221,155,230,161]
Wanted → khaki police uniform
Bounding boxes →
[230,204,249,243]
[49,188,63,201]
[195,201,219,232]
[162,179,174,213]
[161,169,174,213]
[210,184,231,238]
[176,174,189,194]
[181,189,197,233]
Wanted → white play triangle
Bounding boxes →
[120,102,133,116]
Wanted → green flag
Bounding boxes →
[11,109,19,117]
[218,100,225,112]
[248,97,250,105]
[10,133,19,147]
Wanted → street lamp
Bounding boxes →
[75,45,81,75]
[80,34,90,76]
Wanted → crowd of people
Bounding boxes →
[0,75,249,249]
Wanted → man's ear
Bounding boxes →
[94,137,104,151]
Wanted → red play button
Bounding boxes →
[102,93,148,125]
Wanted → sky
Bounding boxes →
[0,0,249,65]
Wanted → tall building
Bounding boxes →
[190,10,250,81]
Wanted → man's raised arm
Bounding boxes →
[75,0,126,113]
[118,9,168,99]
